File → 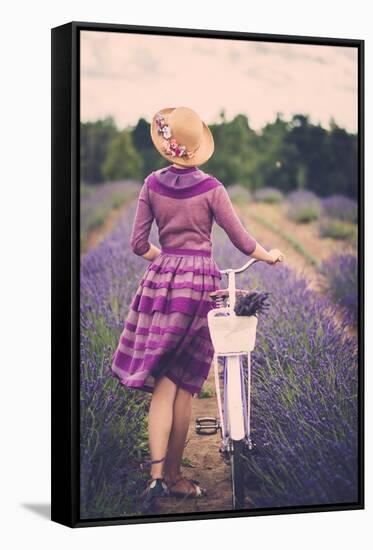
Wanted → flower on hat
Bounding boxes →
[155,111,195,159]
[161,138,172,155]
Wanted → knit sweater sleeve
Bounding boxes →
[130,179,154,256]
[209,182,257,255]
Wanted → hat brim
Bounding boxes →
[150,107,214,167]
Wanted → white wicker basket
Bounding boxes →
[207,310,258,354]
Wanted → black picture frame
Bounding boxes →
[51,20,365,528]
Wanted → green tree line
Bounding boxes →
[80,111,358,198]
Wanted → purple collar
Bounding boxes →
[150,164,215,194]
[147,172,219,199]
[167,165,198,174]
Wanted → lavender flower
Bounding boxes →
[320,254,358,323]
[234,290,271,317]
[321,195,358,224]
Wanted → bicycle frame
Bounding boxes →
[213,353,252,446]
[208,258,259,449]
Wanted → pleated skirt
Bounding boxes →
[111,247,222,396]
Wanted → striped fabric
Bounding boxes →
[111,251,222,396]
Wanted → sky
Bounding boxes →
[80,30,358,133]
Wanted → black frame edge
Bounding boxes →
[61,20,363,47]
[51,22,78,528]
[357,38,365,509]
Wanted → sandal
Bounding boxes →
[165,474,206,499]
[140,457,169,512]
[141,477,169,511]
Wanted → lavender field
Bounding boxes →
[213,236,358,508]
[80,205,358,518]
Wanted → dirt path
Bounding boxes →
[237,202,354,292]
[156,367,235,515]
[237,203,321,289]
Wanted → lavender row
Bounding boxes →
[320,254,358,324]
[213,227,358,508]
[80,180,140,245]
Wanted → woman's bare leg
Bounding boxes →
[163,386,193,487]
[148,375,178,479]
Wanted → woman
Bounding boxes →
[111,106,284,507]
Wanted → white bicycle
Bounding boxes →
[195,257,262,509]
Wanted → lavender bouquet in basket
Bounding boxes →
[234,290,271,317]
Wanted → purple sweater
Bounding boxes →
[130,164,257,257]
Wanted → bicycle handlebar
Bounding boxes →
[219,257,259,276]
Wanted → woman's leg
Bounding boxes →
[148,375,178,479]
[163,386,193,485]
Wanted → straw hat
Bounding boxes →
[150,106,214,167]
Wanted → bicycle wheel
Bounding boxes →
[230,439,245,509]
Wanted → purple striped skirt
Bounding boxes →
[111,247,222,396]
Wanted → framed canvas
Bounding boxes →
[51,21,364,528]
